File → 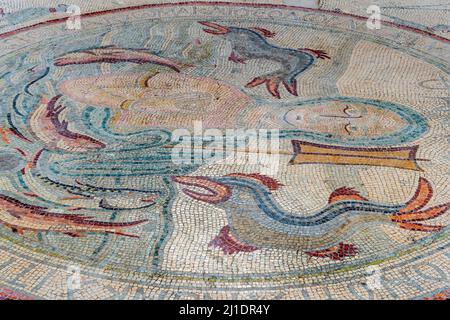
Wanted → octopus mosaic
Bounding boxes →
[0,2,449,300]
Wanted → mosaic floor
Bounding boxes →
[0,1,449,300]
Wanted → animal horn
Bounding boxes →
[171,176,231,204]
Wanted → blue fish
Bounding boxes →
[0,5,67,26]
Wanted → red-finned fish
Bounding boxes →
[29,95,106,152]
[0,193,147,238]
[54,46,187,72]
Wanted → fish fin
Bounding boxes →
[305,243,358,260]
[397,222,443,232]
[141,195,158,203]
[328,187,368,204]
[226,173,283,191]
[228,51,246,64]
[59,120,68,130]
[246,76,282,98]
[61,195,89,201]
[399,177,433,213]
[99,199,115,210]
[251,27,276,38]
[106,230,139,238]
[245,77,266,88]
[9,129,32,143]
[392,203,450,223]
[0,128,11,144]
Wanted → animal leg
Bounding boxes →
[305,243,358,260]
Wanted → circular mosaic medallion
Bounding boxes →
[0,3,448,300]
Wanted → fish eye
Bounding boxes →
[344,123,359,135]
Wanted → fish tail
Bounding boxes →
[305,243,358,261]
[391,203,450,223]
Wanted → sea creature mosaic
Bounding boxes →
[0,1,449,300]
